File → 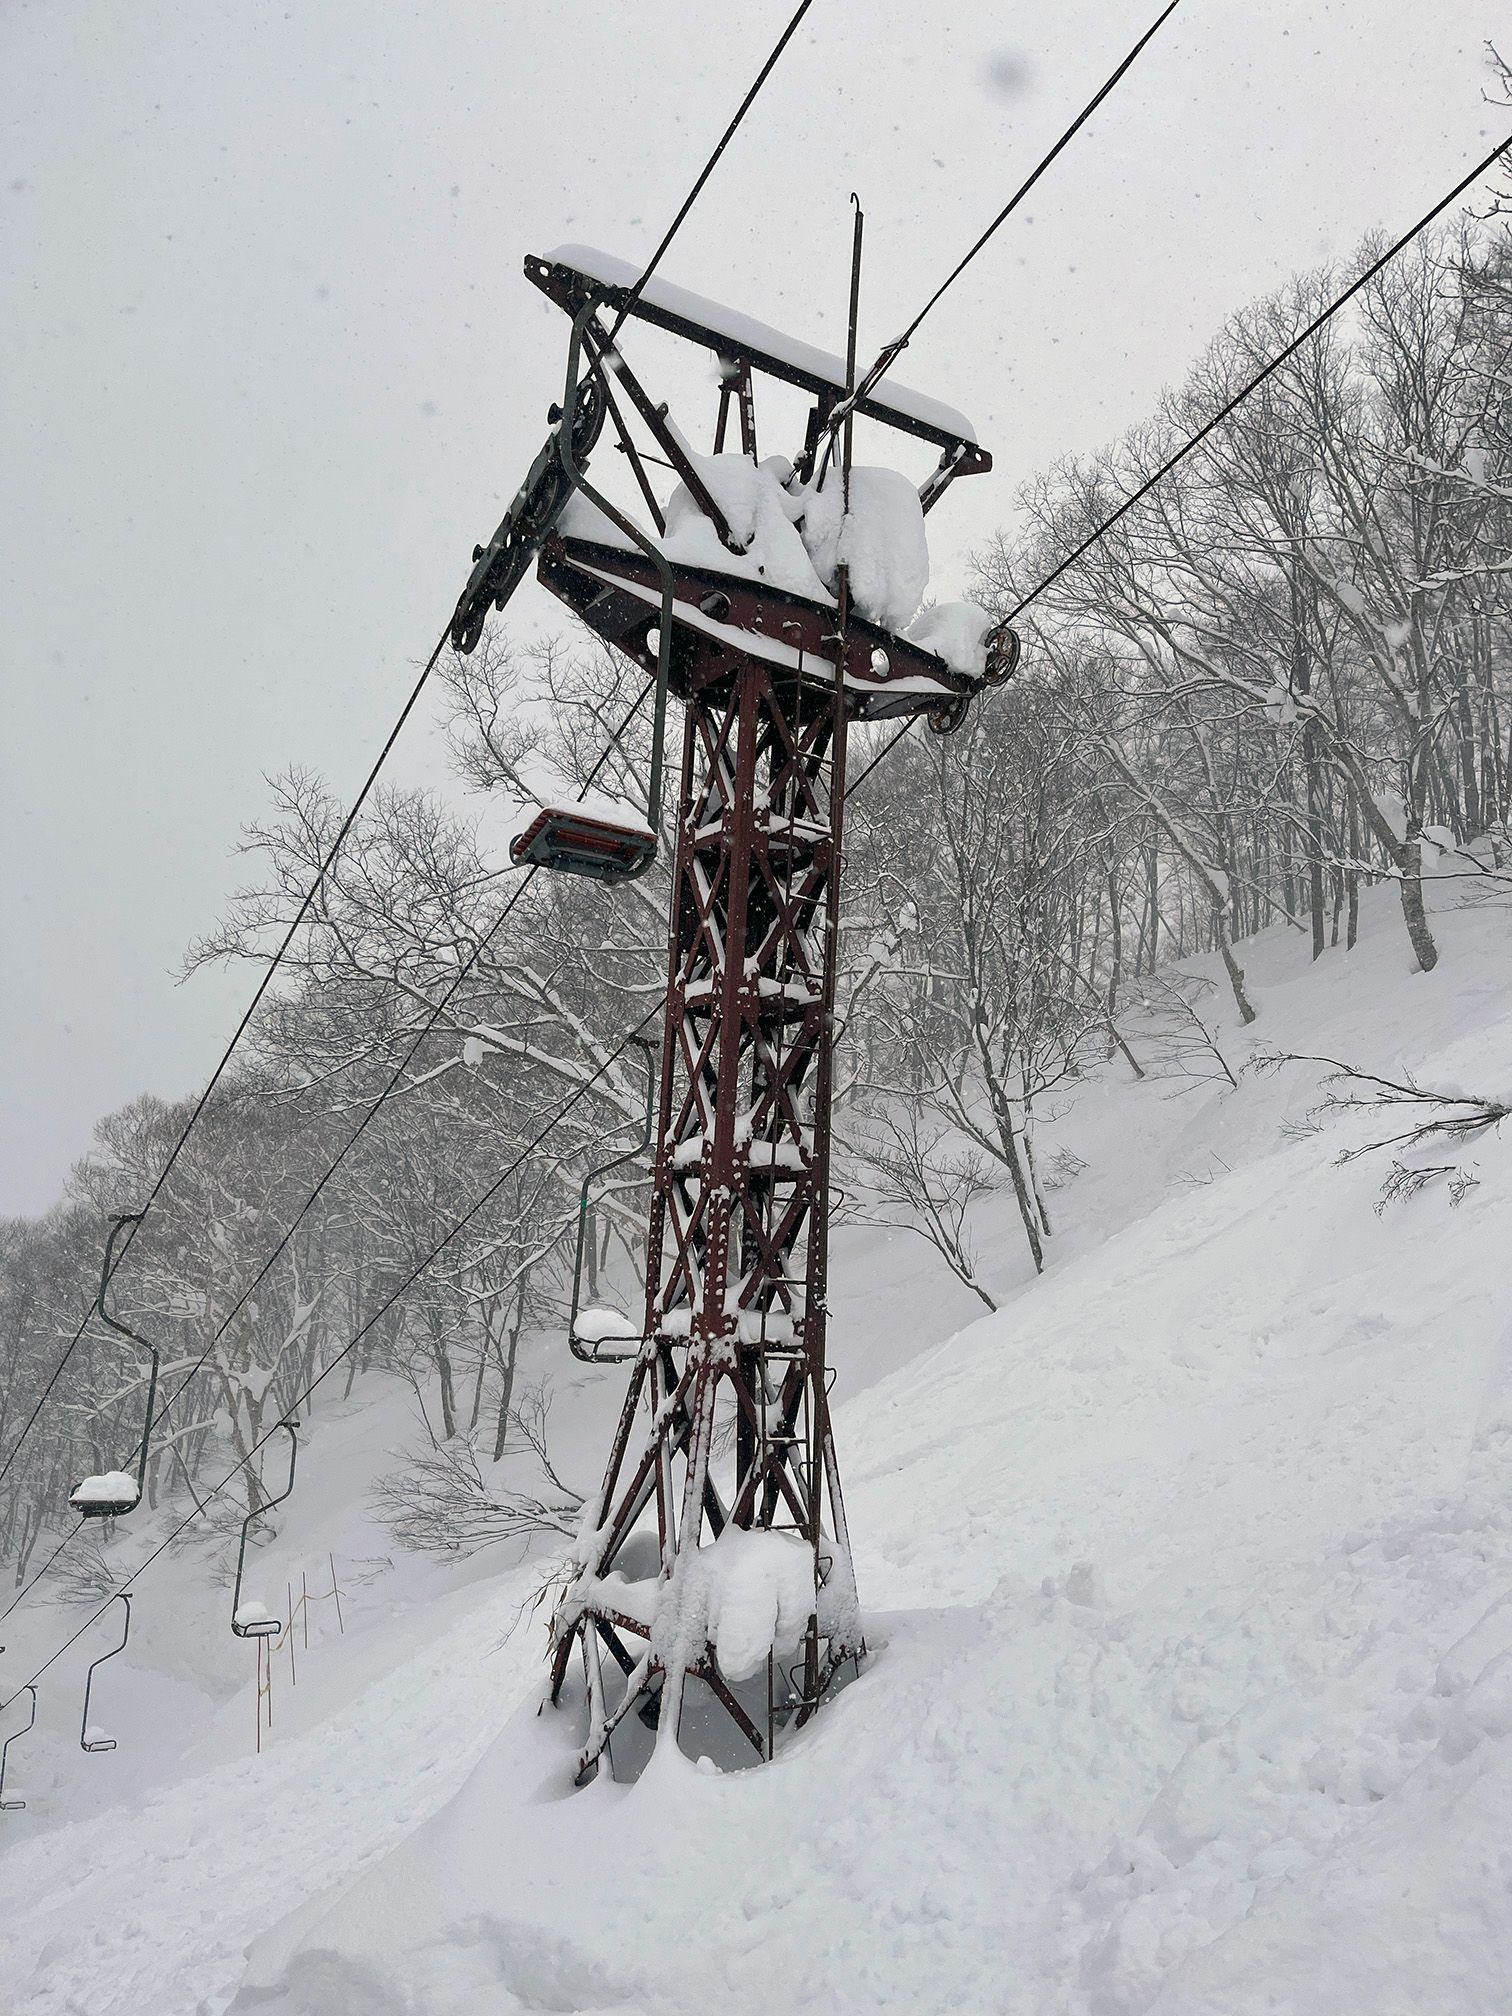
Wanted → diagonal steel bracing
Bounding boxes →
[548,650,863,1776]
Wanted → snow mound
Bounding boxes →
[905,599,995,676]
[572,1305,640,1346]
[565,453,933,637]
[663,453,831,602]
[556,488,634,549]
[11,892,1512,2016]
[68,1470,140,1509]
[795,464,930,632]
[664,1527,817,1684]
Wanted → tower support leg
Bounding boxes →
[551,655,863,1775]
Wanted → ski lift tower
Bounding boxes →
[453,245,1015,1779]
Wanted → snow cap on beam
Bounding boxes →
[533,244,981,453]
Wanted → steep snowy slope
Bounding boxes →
[3,883,1510,2014]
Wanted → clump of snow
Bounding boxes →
[233,1600,274,1630]
[1421,825,1463,876]
[572,1306,640,1346]
[509,794,654,849]
[69,1471,140,1509]
[557,490,636,549]
[558,444,935,639]
[905,600,995,676]
[461,1034,487,1070]
[1262,680,1300,726]
[663,454,830,602]
[653,1527,816,1683]
[793,464,930,632]
[1373,790,1409,844]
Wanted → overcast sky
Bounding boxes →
[1,0,1503,1216]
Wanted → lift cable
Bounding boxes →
[0,1519,87,1627]
[828,0,1184,439]
[847,126,1512,799]
[608,0,815,341]
[144,673,657,1438]
[0,0,821,1502]
[0,628,453,1496]
[0,674,656,1632]
[999,128,1512,623]
[0,1010,660,1714]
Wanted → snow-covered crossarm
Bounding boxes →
[530,245,986,457]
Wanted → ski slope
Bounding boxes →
[2,881,1511,2014]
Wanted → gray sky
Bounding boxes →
[1,0,1503,1216]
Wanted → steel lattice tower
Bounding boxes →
[550,639,859,1774]
[498,246,1007,1778]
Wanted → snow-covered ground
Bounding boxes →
[3,880,1511,2014]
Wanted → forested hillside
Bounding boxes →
[3,216,1509,1584]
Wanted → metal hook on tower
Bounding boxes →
[69,1213,161,1521]
[80,1592,132,1753]
[568,1034,659,1364]
[231,1420,299,1639]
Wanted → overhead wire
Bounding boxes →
[0,0,826,1623]
[608,0,815,340]
[0,673,658,1636]
[0,1009,661,1711]
[849,127,1512,799]
[143,674,657,1436]
[0,1520,86,1628]
[0,625,456,1497]
[0,0,806,1503]
[829,0,1184,434]
[0,684,659,1627]
[1,670,670,1641]
[999,129,1512,623]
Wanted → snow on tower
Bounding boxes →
[500,246,1015,1777]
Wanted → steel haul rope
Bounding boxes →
[0,628,454,1495]
[1,0,828,1627]
[827,0,1184,440]
[1,1010,661,1710]
[851,129,1512,797]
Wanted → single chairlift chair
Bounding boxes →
[69,1213,161,1521]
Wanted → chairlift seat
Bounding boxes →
[571,1304,643,1365]
[232,1600,281,1639]
[81,1725,117,1754]
[510,806,656,882]
[69,1471,142,1519]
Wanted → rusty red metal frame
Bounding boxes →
[531,250,1001,1778]
[546,652,863,1775]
